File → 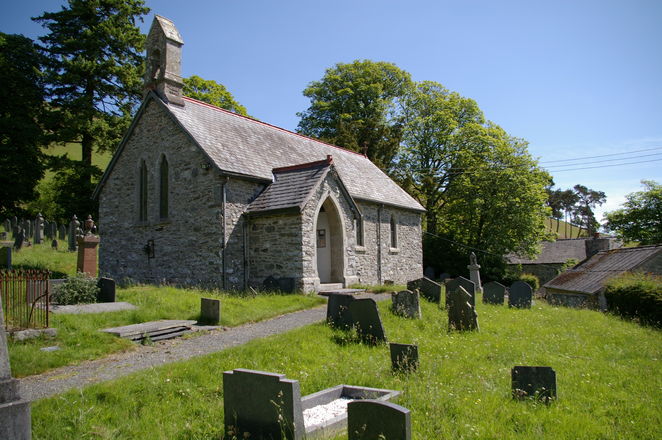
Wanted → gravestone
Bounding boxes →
[97,277,116,303]
[424,266,436,280]
[326,292,355,329]
[467,252,483,294]
[446,276,476,308]
[407,277,443,303]
[483,281,506,305]
[68,214,79,252]
[347,400,411,440]
[3,219,10,235]
[348,298,386,344]
[13,227,24,251]
[200,297,220,324]
[51,239,58,250]
[44,220,51,239]
[447,286,478,332]
[439,272,451,281]
[223,368,305,440]
[58,224,66,241]
[25,219,33,240]
[0,292,32,440]
[391,290,422,319]
[34,213,44,245]
[512,366,556,402]
[390,343,419,372]
[509,281,533,309]
[0,247,11,269]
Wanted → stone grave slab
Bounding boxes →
[101,319,195,342]
[390,343,419,372]
[509,281,533,308]
[483,281,506,305]
[446,276,476,308]
[51,302,136,314]
[348,400,411,440]
[391,290,422,319]
[447,286,478,332]
[96,277,116,302]
[325,292,356,329]
[407,277,443,303]
[512,366,557,403]
[200,297,220,324]
[0,246,11,269]
[348,298,386,344]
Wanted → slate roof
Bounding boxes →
[165,96,424,212]
[247,158,335,214]
[543,245,662,294]
[152,15,183,43]
[506,239,590,265]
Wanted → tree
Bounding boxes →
[183,75,248,116]
[605,180,662,244]
[572,184,606,235]
[33,0,149,189]
[297,60,413,171]
[0,32,47,216]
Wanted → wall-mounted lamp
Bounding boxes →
[143,239,155,259]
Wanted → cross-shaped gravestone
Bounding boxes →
[483,281,506,305]
[445,276,476,308]
[348,298,387,344]
[509,281,533,308]
[447,286,478,332]
[223,368,305,440]
[391,290,422,319]
[348,400,411,440]
[390,343,419,372]
[407,277,443,303]
[511,366,556,403]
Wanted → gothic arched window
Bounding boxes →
[159,155,169,220]
[139,160,148,222]
[390,214,398,249]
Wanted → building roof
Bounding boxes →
[165,96,424,212]
[152,15,184,43]
[543,244,662,294]
[247,157,354,215]
[506,239,590,265]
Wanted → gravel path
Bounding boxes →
[19,292,390,402]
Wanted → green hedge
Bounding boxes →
[501,272,540,291]
[605,272,662,327]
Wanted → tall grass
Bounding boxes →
[31,300,662,439]
[10,242,77,278]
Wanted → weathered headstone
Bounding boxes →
[13,226,24,251]
[467,252,483,294]
[0,247,11,269]
[391,290,422,319]
[58,224,66,241]
[200,297,220,324]
[0,295,32,440]
[326,292,355,329]
[483,281,506,305]
[34,213,44,245]
[348,298,386,344]
[51,239,58,250]
[68,214,79,252]
[424,266,436,280]
[44,220,51,239]
[3,219,10,236]
[407,277,443,303]
[447,286,478,332]
[25,219,32,240]
[348,400,411,440]
[511,366,556,403]
[390,343,419,372]
[446,276,476,308]
[509,281,533,309]
[223,368,305,440]
[97,277,116,303]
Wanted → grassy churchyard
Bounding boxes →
[5,242,662,439]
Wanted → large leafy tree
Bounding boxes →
[183,75,248,116]
[605,180,662,245]
[297,60,413,171]
[572,184,606,235]
[33,0,149,192]
[0,33,47,216]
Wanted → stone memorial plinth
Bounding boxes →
[76,235,100,276]
[467,252,483,294]
[1,298,32,440]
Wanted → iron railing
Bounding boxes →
[0,269,50,330]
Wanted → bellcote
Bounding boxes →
[144,15,184,106]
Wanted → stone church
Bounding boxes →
[94,16,424,292]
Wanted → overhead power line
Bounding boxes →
[543,152,662,169]
[547,158,662,172]
[539,146,662,164]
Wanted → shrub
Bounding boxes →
[519,273,540,291]
[54,272,99,305]
[604,272,662,327]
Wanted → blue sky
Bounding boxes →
[3,0,661,222]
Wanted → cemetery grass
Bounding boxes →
[9,285,325,377]
[10,242,77,278]
[31,300,661,440]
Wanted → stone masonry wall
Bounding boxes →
[99,99,264,286]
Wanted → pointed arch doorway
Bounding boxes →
[316,197,344,284]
